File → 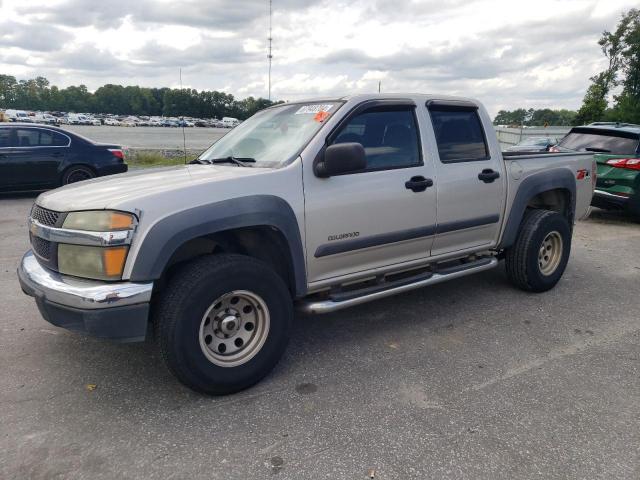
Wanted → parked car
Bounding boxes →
[221,116,240,128]
[18,94,594,394]
[5,109,33,123]
[104,117,121,126]
[33,113,58,125]
[506,136,556,152]
[0,123,127,192]
[67,113,92,125]
[552,123,640,217]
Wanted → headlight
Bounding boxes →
[58,245,129,281]
[63,211,135,231]
[54,210,136,281]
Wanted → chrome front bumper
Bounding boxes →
[18,250,153,342]
[18,250,152,309]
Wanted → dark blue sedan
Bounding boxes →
[0,123,127,192]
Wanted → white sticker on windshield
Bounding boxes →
[295,104,334,115]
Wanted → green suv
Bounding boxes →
[554,123,640,217]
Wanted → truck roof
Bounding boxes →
[283,93,481,106]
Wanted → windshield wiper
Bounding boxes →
[585,147,611,153]
[209,156,256,167]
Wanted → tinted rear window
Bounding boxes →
[559,129,639,155]
[429,109,489,162]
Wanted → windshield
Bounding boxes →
[559,129,639,155]
[199,102,342,167]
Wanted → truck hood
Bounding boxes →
[37,164,273,212]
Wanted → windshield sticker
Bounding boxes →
[295,104,334,115]
[314,110,331,122]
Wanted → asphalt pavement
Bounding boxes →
[1,195,639,479]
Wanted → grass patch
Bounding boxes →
[126,151,197,168]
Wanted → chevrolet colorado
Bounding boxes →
[18,94,595,394]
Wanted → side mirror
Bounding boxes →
[314,142,367,178]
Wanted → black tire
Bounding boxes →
[62,165,95,185]
[155,254,293,395]
[628,192,640,220]
[505,209,571,293]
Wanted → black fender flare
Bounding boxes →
[499,168,576,249]
[129,195,307,297]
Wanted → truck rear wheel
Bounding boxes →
[155,254,293,395]
[505,209,571,292]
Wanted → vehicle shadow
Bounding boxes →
[585,207,639,225]
[0,192,40,200]
[39,266,511,405]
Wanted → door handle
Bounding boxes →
[51,151,64,158]
[478,169,500,183]
[405,176,434,192]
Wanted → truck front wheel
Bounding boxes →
[505,209,571,292]
[155,254,293,395]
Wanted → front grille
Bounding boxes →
[31,205,61,227]
[31,235,53,260]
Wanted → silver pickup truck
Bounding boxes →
[18,94,595,394]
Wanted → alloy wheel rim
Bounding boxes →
[538,231,563,276]
[198,290,270,367]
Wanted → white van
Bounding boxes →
[221,117,240,128]
[33,113,59,124]
[67,113,91,125]
[5,109,32,123]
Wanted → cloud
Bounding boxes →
[1,0,638,115]
[18,0,322,30]
[0,21,72,52]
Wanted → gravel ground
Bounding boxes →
[1,196,639,480]
[62,125,228,150]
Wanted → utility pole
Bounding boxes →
[267,0,273,101]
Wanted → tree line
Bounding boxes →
[495,9,639,127]
[0,75,280,120]
[575,8,639,125]
[493,108,577,127]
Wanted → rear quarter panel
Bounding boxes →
[500,152,594,244]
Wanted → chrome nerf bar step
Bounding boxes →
[297,257,499,314]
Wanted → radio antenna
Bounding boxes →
[180,68,187,164]
[267,0,273,101]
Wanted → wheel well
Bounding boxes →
[525,188,572,221]
[60,164,97,182]
[158,226,296,297]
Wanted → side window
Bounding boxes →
[15,129,68,147]
[0,129,11,148]
[331,107,421,171]
[429,108,489,163]
[16,129,39,147]
[51,131,69,146]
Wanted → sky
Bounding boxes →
[0,0,637,116]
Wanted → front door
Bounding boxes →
[303,101,437,284]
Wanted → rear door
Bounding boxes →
[426,101,506,256]
[303,100,437,283]
[9,128,70,188]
